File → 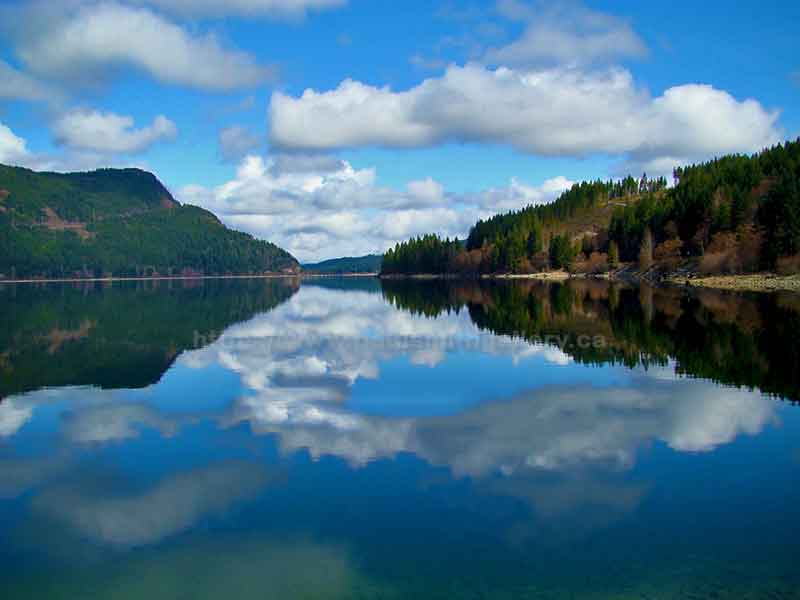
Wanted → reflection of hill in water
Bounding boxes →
[382,279,800,403]
[0,278,299,397]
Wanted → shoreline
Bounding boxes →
[0,272,384,285]
[3,270,800,293]
[299,272,379,278]
[0,273,303,285]
[379,271,572,281]
[486,271,571,281]
[380,270,800,293]
[666,273,800,293]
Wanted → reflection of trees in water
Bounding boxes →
[381,278,800,402]
[0,278,300,397]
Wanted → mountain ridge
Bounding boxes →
[302,254,383,274]
[0,163,299,279]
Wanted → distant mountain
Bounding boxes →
[0,164,299,279]
[302,254,382,274]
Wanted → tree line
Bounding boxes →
[608,139,800,272]
[381,139,800,275]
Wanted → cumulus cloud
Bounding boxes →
[1,116,156,172]
[0,122,33,166]
[53,109,177,154]
[178,154,571,261]
[131,0,347,18]
[487,0,648,67]
[467,175,574,212]
[406,177,445,206]
[13,2,273,91]
[219,125,261,162]
[269,64,781,173]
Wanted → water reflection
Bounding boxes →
[384,278,800,400]
[0,278,798,598]
[32,462,274,548]
[0,277,299,397]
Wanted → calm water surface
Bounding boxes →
[1,277,799,599]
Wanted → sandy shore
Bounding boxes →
[667,273,800,293]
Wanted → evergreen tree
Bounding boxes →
[549,234,575,270]
[526,219,543,257]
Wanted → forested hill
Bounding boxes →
[302,254,383,274]
[382,139,800,276]
[0,164,299,279]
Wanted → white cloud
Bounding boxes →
[0,60,56,102]
[131,0,347,18]
[468,175,573,212]
[269,63,781,174]
[15,2,273,91]
[219,125,261,162]
[0,122,32,165]
[269,78,431,150]
[0,119,148,173]
[178,154,571,261]
[487,1,648,67]
[406,177,445,206]
[53,109,177,154]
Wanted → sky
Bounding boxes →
[0,0,797,262]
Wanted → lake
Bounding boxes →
[1,277,799,599]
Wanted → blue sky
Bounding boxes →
[0,0,797,261]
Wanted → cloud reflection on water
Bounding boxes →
[0,283,780,550]
[32,462,273,548]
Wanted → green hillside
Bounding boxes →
[0,164,299,279]
[382,178,655,275]
[382,139,800,276]
[302,254,382,274]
